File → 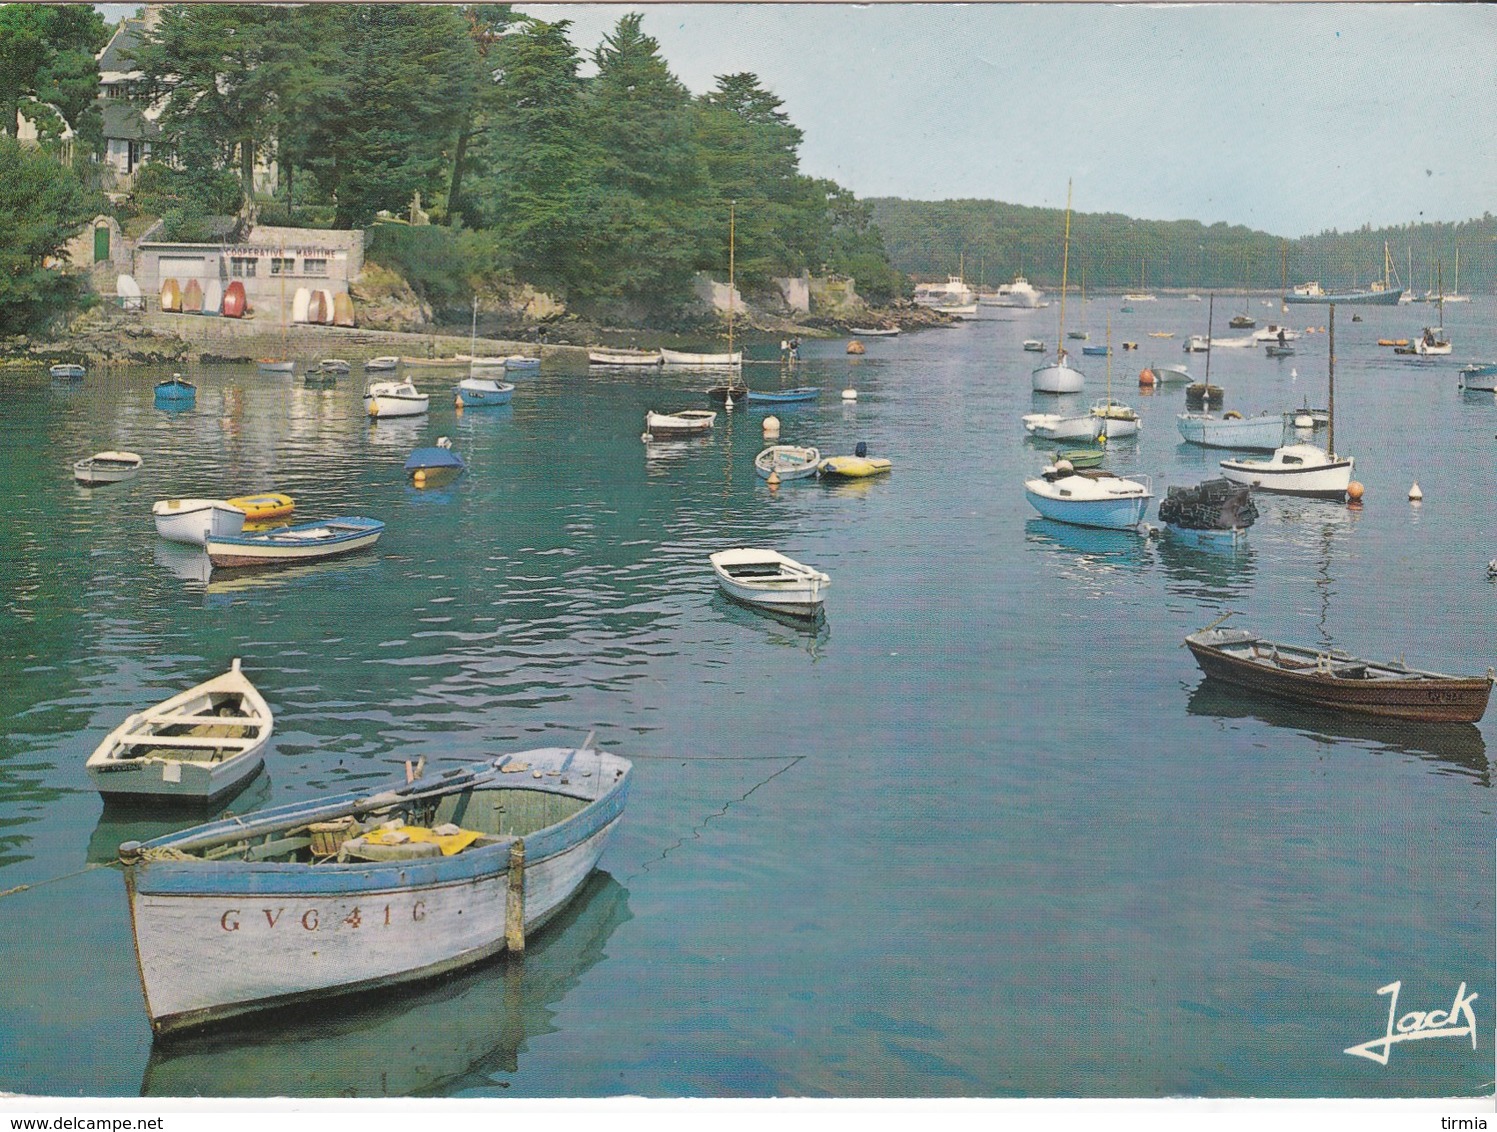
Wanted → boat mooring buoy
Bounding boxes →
[762,415,780,437]
[1408,481,1423,502]
[1347,481,1365,504]
[767,470,780,488]
[842,388,857,401]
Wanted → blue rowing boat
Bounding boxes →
[204,516,385,568]
[154,375,197,405]
[746,387,820,404]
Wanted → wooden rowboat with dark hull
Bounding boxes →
[1184,626,1494,723]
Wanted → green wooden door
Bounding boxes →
[93,224,110,263]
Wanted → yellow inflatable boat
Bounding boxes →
[818,455,892,479]
[225,492,295,523]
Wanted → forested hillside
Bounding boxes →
[871,197,1495,295]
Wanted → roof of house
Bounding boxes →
[100,100,160,141]
[97,17,147,79]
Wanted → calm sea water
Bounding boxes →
[0,296,1492,1099]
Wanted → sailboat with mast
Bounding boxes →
[1122,257,1156,302]
[663,205,743,368]
[1443,247,1470,303]
[1219,304,1354,498]
[1032,181,1086,394]
[1413,261,1452,356]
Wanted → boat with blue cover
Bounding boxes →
[116,739,632,1036]
[405,439,465,485]
[204,516,385,568]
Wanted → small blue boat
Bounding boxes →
[746,387,821,405]
[154,375,197,406]
[405,439,465,482]
[204,516,385,568]
[1081,345,1111,357]
[454,376,514,407]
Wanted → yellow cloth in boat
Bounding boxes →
[358,825,482,856]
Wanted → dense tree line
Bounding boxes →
[872,198,1497,296]
[122,4,900,318]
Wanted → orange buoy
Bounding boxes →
[1346,480,1365,503]
[1138,368,1156,387]
[847,340,865,355]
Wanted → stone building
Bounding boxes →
[133,226,365,323]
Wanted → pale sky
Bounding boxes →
[524,3,1495,238]
[96,3,1496,238]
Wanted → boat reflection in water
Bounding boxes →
[87,775,274,865]
[1153,530,1256,603]
[140,871,631,1098]
[204,555,382,603]
[1186,681,1490,786]
[714,592,831,656]
[153,540,213,584]
[1024,517,1151,570]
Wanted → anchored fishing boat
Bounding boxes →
[364,380,430,419]
[116,739,632,1036]
[1185,623,1493,723]
[1023,466,1152,531]
[86,658,273,803]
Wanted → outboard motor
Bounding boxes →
[855,441,868,458]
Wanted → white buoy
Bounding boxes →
[1290,367,1298,380]
[842,388,857,401]
[1409,481,1423,502]
[762,414,780,437]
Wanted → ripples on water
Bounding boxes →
[0,298,1493,1098]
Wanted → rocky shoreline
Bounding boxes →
[3,293,953,369]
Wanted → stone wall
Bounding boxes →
[773,273,811,314]
[809,274,864,316]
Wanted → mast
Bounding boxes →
[1056,179,1071,350]
[1436,259,1443,327]
[1281,241,1288,314]
[1327,303,1335,458]
[1205,293,1214,382]
[728,199,735,360]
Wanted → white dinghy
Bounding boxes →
[709,548,831,618]
[86,658,273,802]
[74,450,143,486]
[152,499,247,546]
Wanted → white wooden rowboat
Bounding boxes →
[117,740,631,1036]
[152,499,247,546]
[754,445,821,481]
[643,409,716,439]
[74,450,142,485]
[659,347,742,367]
[86,658,273,803]
[588,348,662,367]
[709,548,830,617]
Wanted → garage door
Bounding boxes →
[159,256,207,279]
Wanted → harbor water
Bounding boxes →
[0,296,1492,1098]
